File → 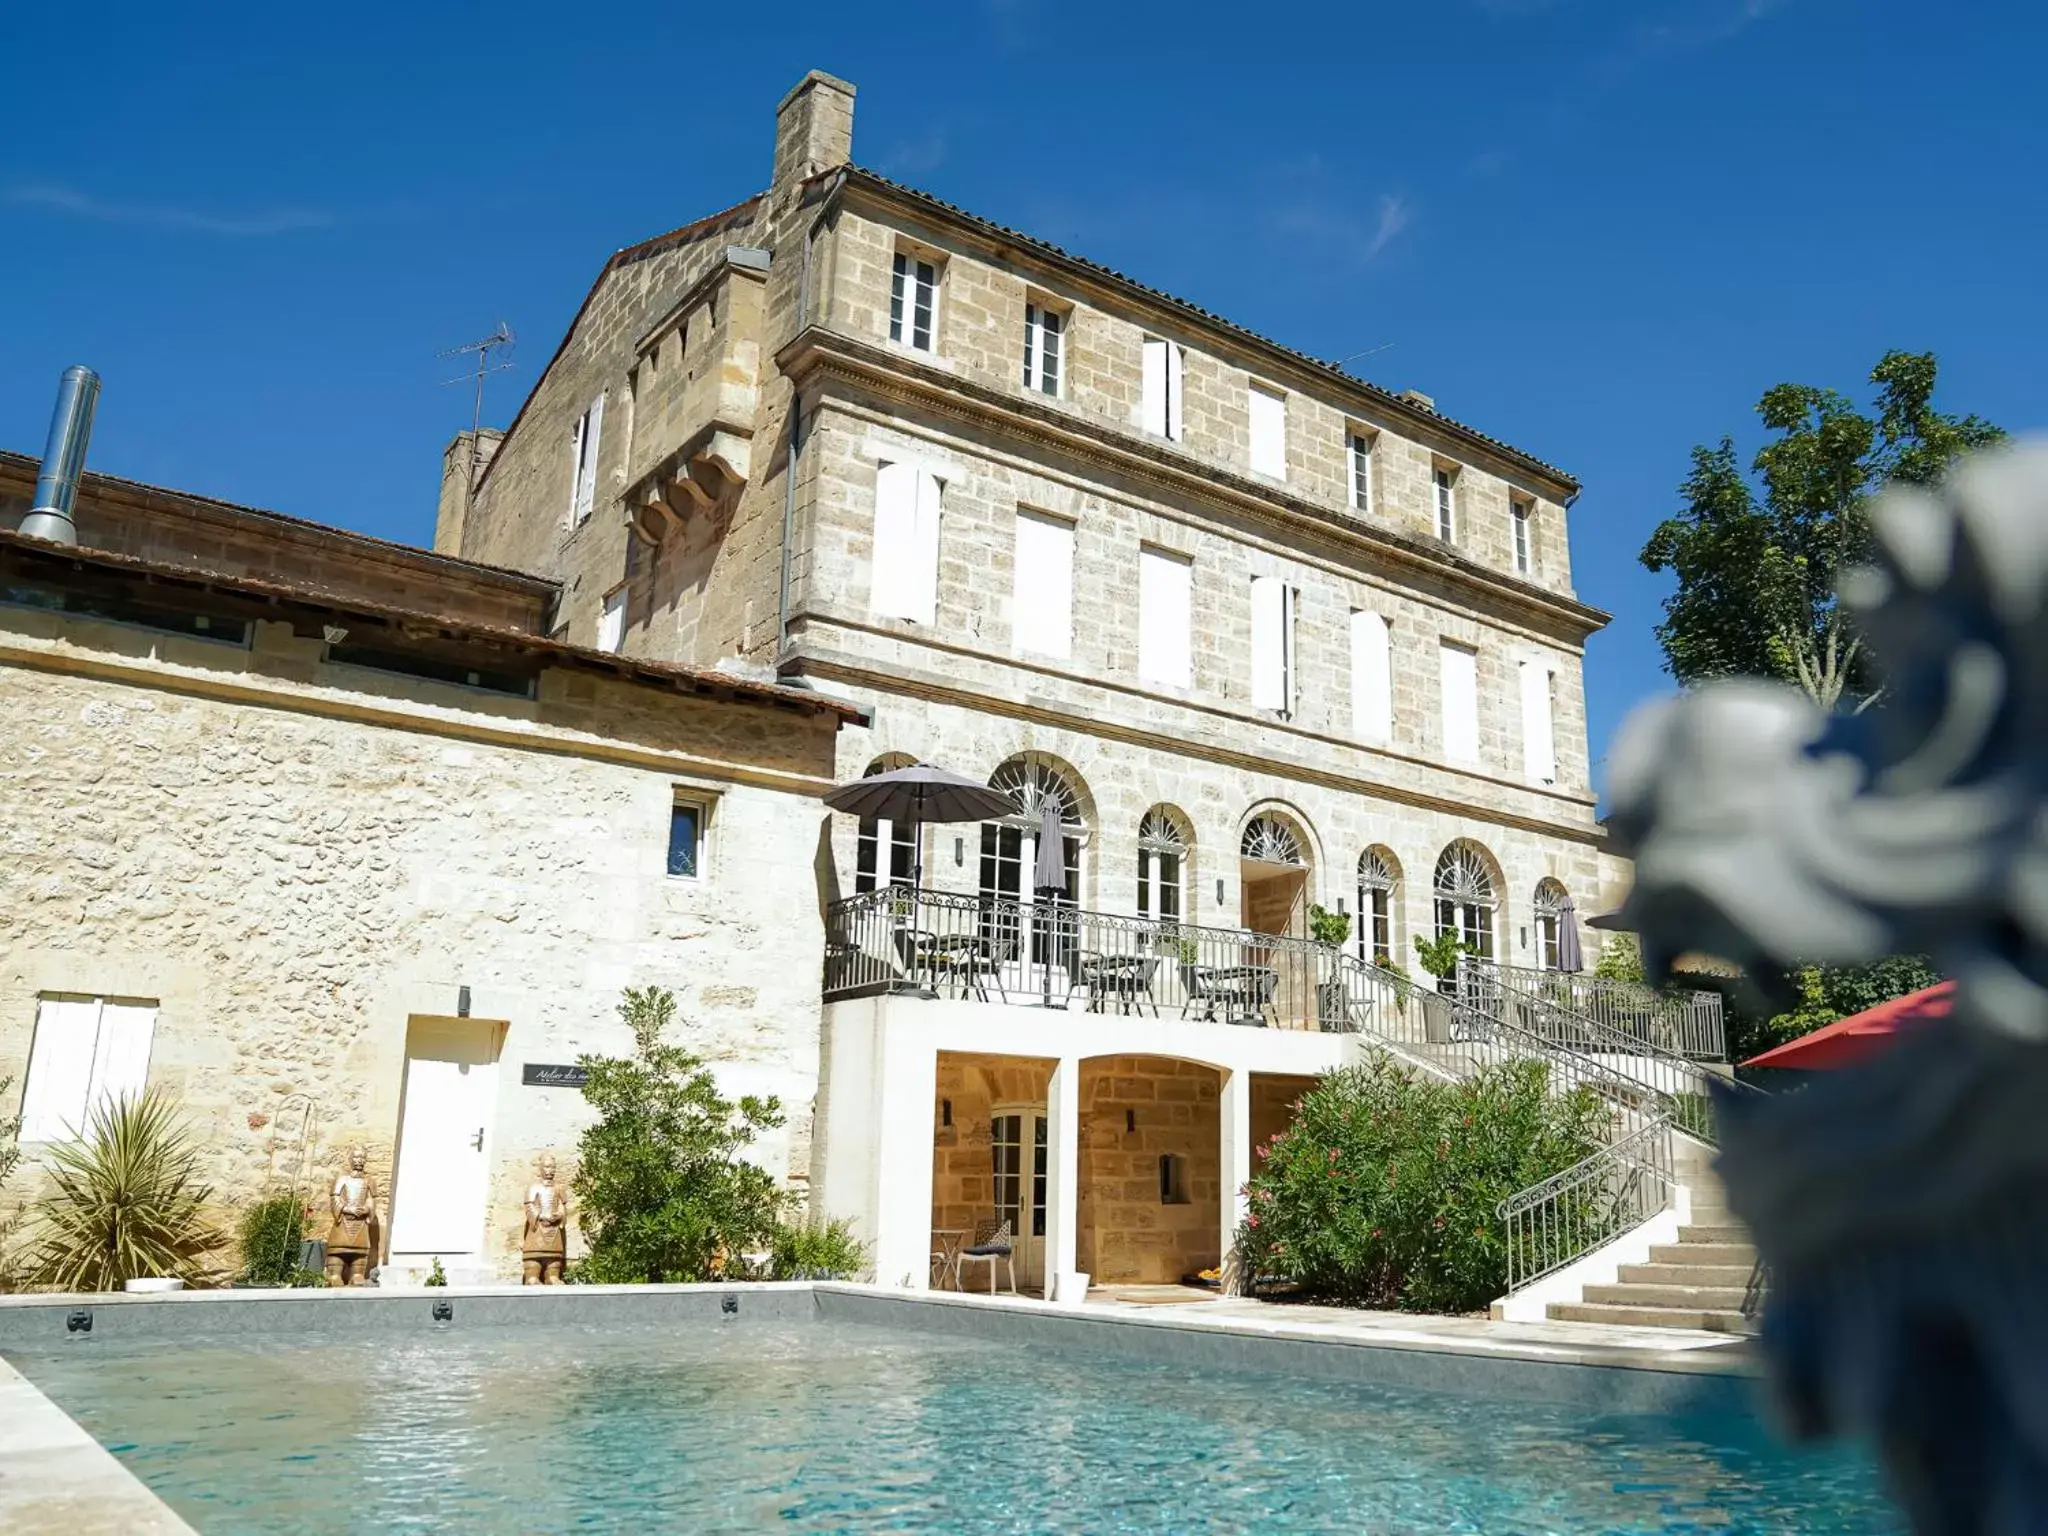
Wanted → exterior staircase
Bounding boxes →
[1543,1155,1759,1333]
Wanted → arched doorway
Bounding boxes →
[1433,840,1500,991]
[853,753,918,894]
[979,755,1089,994]
[1357,846,1402,965]
[1239,811,1311,941]
[1534,878,1570,971]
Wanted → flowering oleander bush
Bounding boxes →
[1234,1055,1606,1315]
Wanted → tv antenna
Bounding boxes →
[440,323,516,492]
[1336,342,1395,373]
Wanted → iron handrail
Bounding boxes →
[1496,1114,1677,1293]
[1469,956,1727,1060]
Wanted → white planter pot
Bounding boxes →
[1052,1270,1091,1304]
[123,1277,185,1294]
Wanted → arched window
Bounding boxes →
[1535,878,1570,971]
[1240,815,1304,867]
[979,756,1084,908]
[1433,842,1497,962]
[854,755,917,894]
[1137,807,1190,924]
[1357,847,1400,964]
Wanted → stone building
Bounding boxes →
[440,73,1632,1295]
[0,449,860,1282]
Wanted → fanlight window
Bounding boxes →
[1433,842,1497,966]
[980,757,1084,920]
[1138,807,1189,924]
[1357,847,1399,964]
[988,757,1081,827]
[1534,878,1569,971]
[1241,816,1304,867]
[854,755,917,894]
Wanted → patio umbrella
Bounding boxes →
[1033,796,1067,1008]
[822,763,1014,895]
[1742,980,1953,1071]
[1555,893,1585,974]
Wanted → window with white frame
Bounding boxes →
[1535,878,1570,970]
[1511,497,1532,574]
[855,758,918,894]
[19,994,158,1142]
[1248,384,1287,479]
[1434,842,1498,971]
[1357,847,1400,965]
[1137,807,1189,923]
[1349,432,1375,515]
[1434,466,1457,542]
[1011,509,1074,659]
[667,798,705,878]
[597,587,626,654]
[870,460,943,625]
[1022,302,1063,396]
[1350,609,1392,744]
[1250,575,1295,716]
[570,395,605,524]
[1520,659,1557,784]
[1439,640,1479,764]
[1137,546,1192,688]
[890,251,938,352]
[1140,337,1184,441]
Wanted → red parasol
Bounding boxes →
[1741,981,1953,1070]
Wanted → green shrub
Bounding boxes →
[574,987,788,1284]
[1308,904,1352,949]
[770,1216,866,1280]
[425,1256,448,1287]
[1235,1055,1606,1314]
[238,1191,309,1286]
[1593,933,1645,983]
[19,1092,217,1292]
[1412,932,1470,983]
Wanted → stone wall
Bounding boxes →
[1078,1056,1222,1285]
[0,607,841,1280]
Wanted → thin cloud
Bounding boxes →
[4,184,333,237]
[1273,193,1413,269]
[1589,0,1792,85]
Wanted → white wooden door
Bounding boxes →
[389,1018,500,1256]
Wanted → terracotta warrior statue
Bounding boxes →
[522,1153,569,1285]
[325,1144,377,1287]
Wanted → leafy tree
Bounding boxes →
[1727,955,1943,1063]
[1412,931,1470,982]
[1592,933,1644,984]
[574,987,788,1284]
[1641,351,2002,711]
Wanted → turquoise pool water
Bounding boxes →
[8,1315,1900,1534]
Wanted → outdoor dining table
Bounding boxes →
[930,1227,969,1289]
[1075,953,1160,1016]
[1188,964,1281,1025]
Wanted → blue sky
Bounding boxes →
[5,0,2042,790]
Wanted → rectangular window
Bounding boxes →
[1349,432,1375,515]
[1248,385,1287,479]
[1512,498,1532,574]
[889,252,937,352]
[1439,641,1480,764]
[1022,303,1063,395]
[570,395,605,524]
[597,588,626,654]
[1350,609,1392,744]
[869,461,942,625]
[1140,337,1184,441]
[1137,547,1192,688]
[1250,575,1295,716]
[19,995,158,1142]
[1011,509,1074,659]
[1435,467,1456,543]
[1520,660,1557,784]
[667,801,703,879]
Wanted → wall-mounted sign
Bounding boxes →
[521,1063,589,1089]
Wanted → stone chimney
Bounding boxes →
[772,71,856,195]
[436,428,502,555]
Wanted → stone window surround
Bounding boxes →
[667,791,713,882]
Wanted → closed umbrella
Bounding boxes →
[1033,796,1068,1008]
[823,763,1014,897]
[1556,893,1585,974]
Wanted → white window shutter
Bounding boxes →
[87,1002,156,1117]
[870,462,916,619]
[576,394,605,520]
[1012,511,1074,658]
[1165,342,1184,441]
[567,414,584,519]
[1139,548,1192,687]
[1249,388,1286,479]
[20,997,101,1142]
[1141,339,1168,435]
[598,589,626,653]
[1251,576,1289,712]
[908,469,943,626]
[1440,643,1480,764]
[1521,661,1557,783]
[1351,610,1392,743]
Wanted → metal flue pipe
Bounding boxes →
[18,365,101,544]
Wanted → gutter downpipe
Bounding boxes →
[19,366,101,544]
[778,170,846,670]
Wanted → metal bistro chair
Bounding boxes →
[958,1217,1017,1295]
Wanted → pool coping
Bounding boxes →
[0,1282,1767,1533]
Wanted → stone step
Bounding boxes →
[1648,1241,1754,1267]
[1617,1262,1755,1287]
[1677,1224,1751,1245]
[1547,1301,1752,1333]
[1583,1282,1749,1309]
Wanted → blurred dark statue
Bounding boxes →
[1605,442,2048,1535]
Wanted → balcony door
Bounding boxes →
[979,759,1085,999]
[990,1108,1047,1289]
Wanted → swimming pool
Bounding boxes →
[7,1301,1899,1534]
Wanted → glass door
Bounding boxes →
[989,1108,1048,1289]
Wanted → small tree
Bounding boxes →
[1412,931,1469,983]
[574,987,788,1284]
[1307,904,1352,949]
[1593,933,1645,984]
